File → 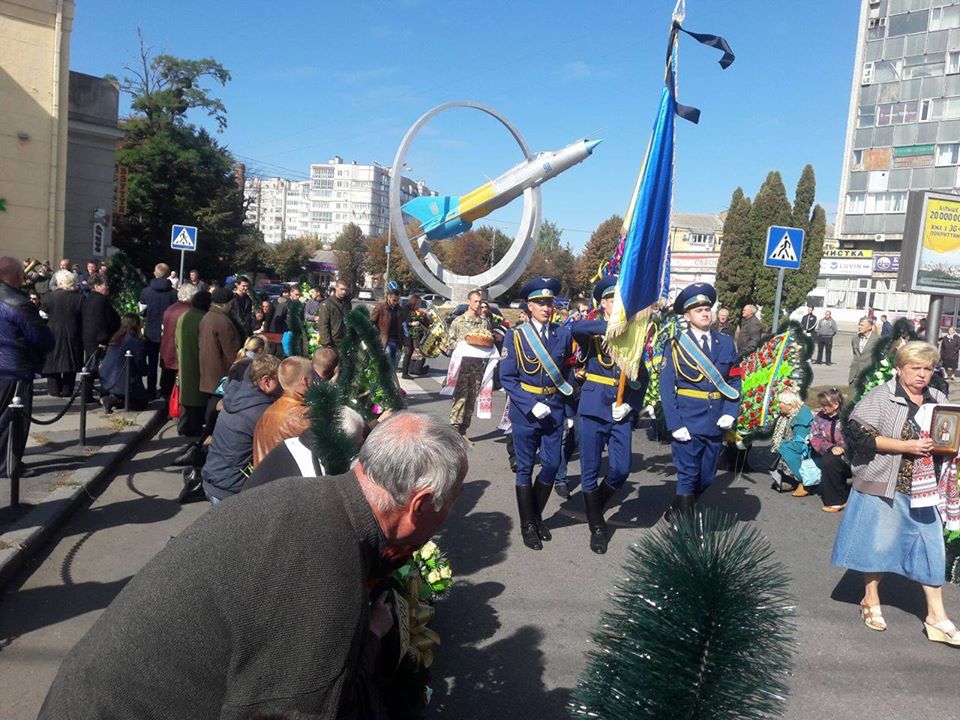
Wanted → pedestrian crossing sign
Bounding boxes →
[170,224,198,252]
[764,225,804,270]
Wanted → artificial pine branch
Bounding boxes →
[336,305,405,422]
[570,510,795,720]
[304,381,356,476]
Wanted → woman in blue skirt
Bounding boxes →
[832,341,959,646]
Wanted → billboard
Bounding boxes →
[900,191,960,295]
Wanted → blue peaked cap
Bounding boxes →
[592,275,618,304]
[673,282,716,315]
[521,277,562,302]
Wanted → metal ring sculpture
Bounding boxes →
[389,101,541,302]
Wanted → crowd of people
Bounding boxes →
[4,252,960,718]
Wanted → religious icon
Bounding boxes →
[931,406,960,456]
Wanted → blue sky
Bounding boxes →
[70,0,860,250]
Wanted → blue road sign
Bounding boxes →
[764,225,804,270]
[171,224,198,252]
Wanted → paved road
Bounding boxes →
[1,359,958,719]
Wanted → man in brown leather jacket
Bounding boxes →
[252,356,313,466]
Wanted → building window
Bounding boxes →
[937,143,960,165]
[864,191,907,213]
[920,98,934,121]
[949,51,960,75]
[887,10,929,37]
[876,100,918,125]
[858,106,876,127]
[932,5,960,30]
[903,54,945,79]
[852,149,864,170]
[685,233,714,245]
[846,192,866,214]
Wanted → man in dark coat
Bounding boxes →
[369,290,403,367]
[736,304,763,357]
[0,256,54,477]
[799,306,818,336]
[139,262,176,399]
[317,280,351,349]
[199,288,244,396]
[709,307,737,337]
[849,316,880,385]
[39,412,466,720]
[941,325,960,380]
[80,275,120,402]
[231,275,255,337]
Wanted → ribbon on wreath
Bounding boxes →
[392,573,441,668]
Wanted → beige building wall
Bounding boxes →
[0,0,74,265]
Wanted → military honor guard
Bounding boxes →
[570,275,644,554]
[500,277,575,550]
[660,283,741,516]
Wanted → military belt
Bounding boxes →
[584,372,617,386]
[521,382,557,396]
[677,388,722,400]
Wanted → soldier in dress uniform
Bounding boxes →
[500,277,575,551]
[570,275,644,554]
[660,283,741,517]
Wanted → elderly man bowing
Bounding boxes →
[40,412,467,720]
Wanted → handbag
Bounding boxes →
[799,442,821,486]
[168,381,181,419]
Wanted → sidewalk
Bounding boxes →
[0,387,168,587]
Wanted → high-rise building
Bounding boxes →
[834,0,960,322]
[244,156,435,245]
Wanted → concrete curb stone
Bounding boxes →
[0,406,168,589]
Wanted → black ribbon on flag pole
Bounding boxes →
[666,20,736,125]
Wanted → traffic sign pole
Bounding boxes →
[179,250,185,285]
[772,268,785,334]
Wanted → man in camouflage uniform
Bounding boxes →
[446,290,491,438]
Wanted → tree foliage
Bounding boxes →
[270,236,318,281]
[749,172,794,312]
[715,188,752,311]
[783,165,826,314]
[332,223,368,290]
[110,33,242,278]
[575,215,623,290]
[536,219,564,255]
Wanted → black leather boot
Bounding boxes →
[676,493,697,516]
[532,480,553,541]
[598,480,618,509]
[178,468,205,504]
[171,442,202,467]
[583,489,608,554]
[515,485,542,550]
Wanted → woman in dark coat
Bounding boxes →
[41,270,85,397]
[98,313,148,413]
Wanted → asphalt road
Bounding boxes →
[1,357,958,719]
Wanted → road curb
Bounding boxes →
[0,406,168,590]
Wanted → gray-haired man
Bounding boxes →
[40,412,467,720]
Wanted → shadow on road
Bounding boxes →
[430,580,571,718]
[438,480,512,577]
[830,569,929,620]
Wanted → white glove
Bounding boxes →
[641,405,655,418]
[565,417,575,429]
[672,427,692,442]
[717,414,736,430]
[531,402,551,420]
[611,402,632,423]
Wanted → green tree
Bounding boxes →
[748,172,793,312]
[332,223,368,290]
[715,188,753,311]
[783,165,826,314]
[110,34,241,277]
[233,227,271,284]
[575,215,623,290]
[536,219,563,255]
[270,236,317,281]
[474,225,513,267]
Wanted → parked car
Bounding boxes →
[257,283,284,301]
[421,293,447,306]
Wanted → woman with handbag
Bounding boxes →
[769,389,816,497]
[810,388,851,512]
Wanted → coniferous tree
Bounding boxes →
[575,215,623,289]
[714,188,753,311]
[748,172,793,313]
[783,165,824,316]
